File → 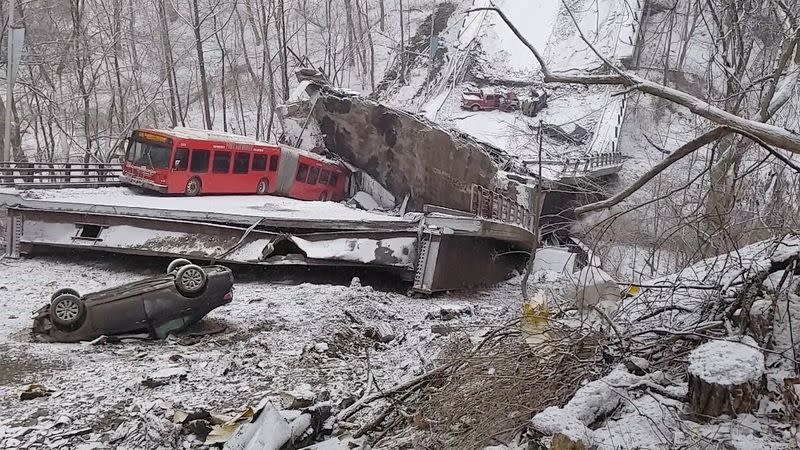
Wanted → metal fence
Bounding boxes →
[470,184,535,231]
[0,162,122,189]
[560,151,625,177]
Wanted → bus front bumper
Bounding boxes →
[119,173,168,193]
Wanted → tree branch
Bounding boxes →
[470,8,800,155]
[575,127,730,215]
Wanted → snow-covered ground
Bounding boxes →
[0,254,522,448]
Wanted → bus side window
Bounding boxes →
[319,170,330,185]
[174,148,189,171]
[269,155,280,171]
[330,173,339,186]
[233,152,250,174]
[307,166,320,185]
[213,151,231,173]
[252,154,267,171]
[190,149,210,173]
[296,163,309,182]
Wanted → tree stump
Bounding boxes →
[687,339,765,420]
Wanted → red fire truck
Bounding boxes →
[120,127,349,201]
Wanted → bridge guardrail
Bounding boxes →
[0,162,123,189]
[470,184,535,232]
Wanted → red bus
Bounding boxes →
[120,127,350,201]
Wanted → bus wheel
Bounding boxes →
[256,178,269,195]
[185,177,202,196]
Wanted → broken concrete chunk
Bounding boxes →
[142,366,188,387]
[19,384,53,401]
[431,324,455,336]
[313,342,330,353]
[427,304,473,321]
[280,384,316,409]
[364,323,395,343]
[349,277,362,288]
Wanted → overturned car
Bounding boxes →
[33,259,234,343]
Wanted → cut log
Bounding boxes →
[687,339,765,420]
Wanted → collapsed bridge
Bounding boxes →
[1,187,535,293]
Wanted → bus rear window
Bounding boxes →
[307,167,320,185]
[296,164,309,182]
[233,152,250,174]
[213,151,231,173]
[190,149,210,173]
[252,154,267,171]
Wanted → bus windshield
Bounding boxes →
[126,140,172,169]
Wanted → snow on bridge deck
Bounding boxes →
[0,187,414,231]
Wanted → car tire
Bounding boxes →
[51,288,79,302]
[175,264,208,296]
[256,178,269,195]
[50,294,85,329]
[470,104,480,112]
[185,177,202,196]
[167,258,192,274]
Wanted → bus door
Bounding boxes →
[168,142,191,193]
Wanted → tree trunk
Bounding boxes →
[687,340,764,421]
[398,0,405,82]
[191,0,213,129]
[159,0,178,127]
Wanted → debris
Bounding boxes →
[280,384,316,409]
[427,304,472,321]
[19,384,53,401]
[184,419,213,441]
[540,122,590,144]
[349,277,362,288]
[222,402,306,450]
[173,409,212,424]
[521,291,551,347]
[141,367,188,387]
[299,437,349,449]
[50,427,92,440]
[624,356,650,376]
[81,335,108,346]
[430,324,454,336]
[205,406,257,446]
[348,191,381,211]
[364,323,395,343]
[313,342,330,353]
[687,338,765,420]
[530,366,640,446]
[566,266,620,311]
[550,433,586,450]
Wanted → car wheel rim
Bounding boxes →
[182,269,204,291]
[55,299,79,322]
